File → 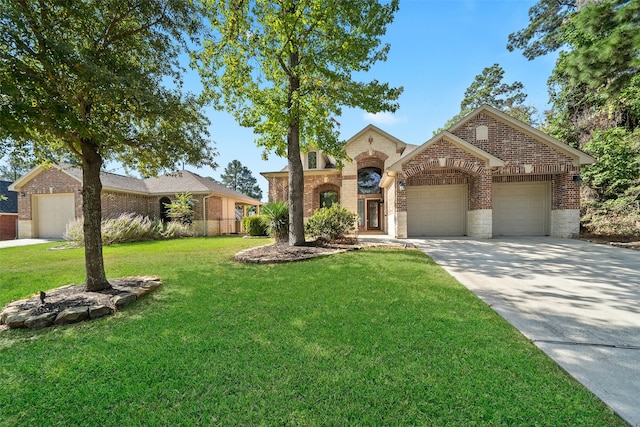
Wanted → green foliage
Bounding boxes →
[514,1,640,236]
[242,215,268,236]
[261,202,289,243]
[305,204,357,242]
[0,0,216,175]
[194,0,402,244]
[440,64,538,131]
[220,160,263,200]
[559,0,640,97]
[164,192,196,225]
[195,0,402,160]
[582,197,640,236]
[64,213,196,246]
[0,0,216,288]
[581,128,640,199]
[0,153,34,181]
[507,0,577,59]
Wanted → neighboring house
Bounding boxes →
[0,181,18,240]
[9,165,262,239]
[261,104,596,239]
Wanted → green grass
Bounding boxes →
[0,237,625,426]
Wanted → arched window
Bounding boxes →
[358,167,382,194]
[320,190,338,208]
[160,197,171,223]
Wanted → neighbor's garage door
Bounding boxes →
[34,194,75,238]
[407,184,467,237]
[493,182,550,236]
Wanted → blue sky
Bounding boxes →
[138,1,558,200]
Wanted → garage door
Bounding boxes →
[34,194,76,238]
[407,184,466,237]
[493,183,550,236]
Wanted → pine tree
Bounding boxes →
[220,160,263,201]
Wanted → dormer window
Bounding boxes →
[308,151,317,169]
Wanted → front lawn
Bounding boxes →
[0,237,624,425]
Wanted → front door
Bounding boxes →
[367,200,380,230]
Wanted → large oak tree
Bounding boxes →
[194,0,402,245]
[0,1,216,291]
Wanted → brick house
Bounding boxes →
[9,164,261,239]
[261,105,595,238]
[0,180,18,240]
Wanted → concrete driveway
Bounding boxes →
[0,239,57,249]
[407,237,640,427]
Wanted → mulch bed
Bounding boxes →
[235,239,364,263]
[580,233,640,250]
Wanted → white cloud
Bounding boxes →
[362,112,407,126]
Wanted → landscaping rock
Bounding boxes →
[5,309,36,329]
[24,312,57,329]
[111,293,137,309]
[0,276,162,330]
[89,305,113,319]
[54,306,89,325]
[1,306,22,324]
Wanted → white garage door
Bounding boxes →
[493,183,550,236]
[407,184,467,237]
[34,194,76,238]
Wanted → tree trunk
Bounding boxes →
[81,139,111,291]
[287,49,305,246]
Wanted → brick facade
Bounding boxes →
[261,108,592,239]
[0,214,17,240]
[12,166,260,238]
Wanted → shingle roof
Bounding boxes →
[144,170,258,201]
[61,165,148,193]
[16,164,261,204]
[0,181,18,213]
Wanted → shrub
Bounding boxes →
[164,192,196,225]
[101,213,162,245]
[581,197,640,236]
[163,220,198,239]
[64,213,197,246]
[305,204,357,242]
[261,202,289,243]
[242,215,268,236]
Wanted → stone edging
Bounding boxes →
[234,243,360,264]
[0,276,161,330]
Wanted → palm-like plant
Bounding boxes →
[261,202,289,243]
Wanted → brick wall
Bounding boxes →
[101,192,154,219]
[19,168,82,220]
[399,138,492,211]
[267,176,289,203]
[450,113,582,210]
[452,113,575,167]
[302,175,342,217]
[0,214,17,240]
[207,196,223,219]
[266,174,342,218]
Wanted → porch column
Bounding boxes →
[467,171,492,238]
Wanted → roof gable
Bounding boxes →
[345,124,409,154]
[448,104,595,165]
[388,130,505,172]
